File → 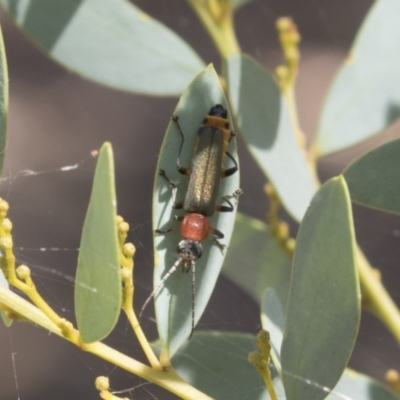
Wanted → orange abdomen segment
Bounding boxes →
[181,214,210,242]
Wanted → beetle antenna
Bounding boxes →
[189,260,196,339]
[139,258,181,319]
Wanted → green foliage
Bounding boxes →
[0,0,204,95]
[0,1,399,400]
[226,53,317,221]
[222,212,291,306]
[331,370,400,400]
[75,143,121,343]
[231,0,253,9]
[0,23,7,174]
[261,290,399,400]
[0,267,11,326]
[0,22,8,327]
[171,331,283,400]
[281,177,359,400]
[314,0,400,155]
[344,138,400,215]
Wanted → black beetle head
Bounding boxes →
[177,240,202,268]
[209,104,228,119]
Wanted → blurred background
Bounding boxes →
[0,0,399,399]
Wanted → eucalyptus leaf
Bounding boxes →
[0,269,12,327]
[327,369,400,400]
[172,331,284,400]
[281,177,360,400]
[152,65,240,360]
[343,138,400,215]
[225,53,317,222]
[222,212,291,306]
[75,143,120,343]
[0,0,204,95]
[315,0,400,156]
[0,21,8,326]
[231,0,252,9]
[259,289,378,400]
[0,22,7,177]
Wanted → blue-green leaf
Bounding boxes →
[172,331,284,400]
[152,65,240,360]
[0,22,7,177]
[263,299,399,400]
[315,0,400,156]
[225,53,317,222]
[327,369,400,400]
[0,269,12,327]
[0,21,8,326]
[75,143,120,343]
[0,0,204,95]
[281,177,360,400]
[344,138,400,215]
[222,213,291,306]
[231,0,252,9]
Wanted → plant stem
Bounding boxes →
[123,295,162,371]
[118,236,162,370]
[264,374,278,400]
[187,0,240,59]
[248,351,278,400]
[356,248,400,343]
[1,238,63,327]
[284,86,302,145]
[0,287,213,400]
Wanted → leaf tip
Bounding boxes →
[100,142,112,152]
